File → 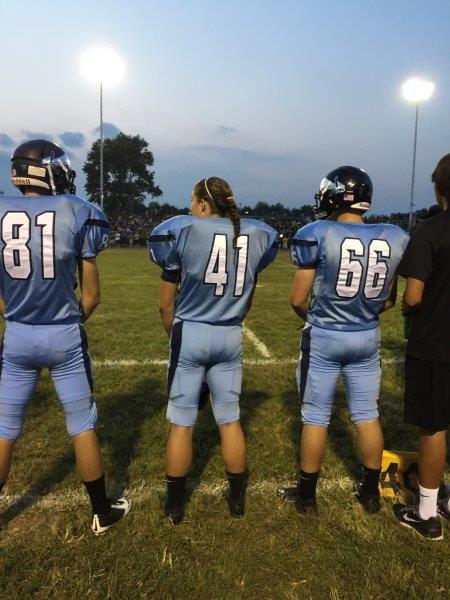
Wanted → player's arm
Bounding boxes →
[402,278,425,314]
[290,267,315,320]
[159,280,178,336]
[78,258,101,322]
[380,275,398,313]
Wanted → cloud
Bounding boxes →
[0,133,14,148]
[92,122,120,138]
[59,131,86,148]
[214,125,238,135]
[21,130,54,142]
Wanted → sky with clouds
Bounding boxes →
[0,0,449,213]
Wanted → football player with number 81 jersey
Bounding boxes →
[278,166,409,514]
[149,177,278,523]
[0,140,130,534]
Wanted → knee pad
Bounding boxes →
[301,403,331,427]
[166,401,198,426]
[350,404,379,425]
[0,402,26,440]
[212,400,240,425]
[64,396,98,437]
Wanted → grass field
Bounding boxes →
[0,248,448,599]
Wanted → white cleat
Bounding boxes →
[91,497,131,536]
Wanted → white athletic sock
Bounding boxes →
[418,485,438,520]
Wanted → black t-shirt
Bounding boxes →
[398,209,450,363]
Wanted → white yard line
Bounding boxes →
[0,477,354,510]
[93,356,405,368]
[243,325,272,358]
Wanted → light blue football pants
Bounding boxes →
[297,324,381,427]
[167,319,243,426]
[0,321,97,440]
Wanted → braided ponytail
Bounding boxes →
[194,177,241,248]
[224,196,241,249]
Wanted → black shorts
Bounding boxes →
[404,355,450,431]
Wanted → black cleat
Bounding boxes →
[354,480,380,514]
[295,496,317,513]
[161,497,184,525]
[393,503,443,540]
[277,485,299,502]
[91,497,131,535]
[222,489,245,517]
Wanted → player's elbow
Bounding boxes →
[159,303,172,317]
[290,294,306,310]
[384,298,395,311]
[84,290,101,309]
[403,294,421,310]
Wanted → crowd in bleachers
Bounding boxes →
[107,206,413,248]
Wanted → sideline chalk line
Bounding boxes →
[243,325,272,358]
[93,356,405,368]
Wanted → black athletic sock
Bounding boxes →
[226,471,247,501]
[297,469,319,502]
[0,482,5,493]
[84,475,110,515]
[360,466,381,496]
[166,474,186,508]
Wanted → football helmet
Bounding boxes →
[314,166,372,219]
[11,139,76,195]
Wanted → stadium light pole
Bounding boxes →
[401,78,434,231]
[80,47,125,210]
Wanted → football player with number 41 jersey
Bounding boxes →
[149,177,277,523]
[278,166,409,514]
[0,140,130,534]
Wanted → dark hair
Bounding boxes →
[432,153,450,200]
[194,177,240,248]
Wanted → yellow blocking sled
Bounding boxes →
[379,450,419,499]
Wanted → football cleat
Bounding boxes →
[354,480,380,514]
[162,497,184,525]
[91,497,130,536]
[393,503,443,540]
[295,496,318,513]
[222,489,245,517]
[277,485,299,502]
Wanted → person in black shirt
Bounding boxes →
[394,154,450,540]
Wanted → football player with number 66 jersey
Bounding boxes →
[278,166,409,514]
[149,177,278,523]
[0,140,130,534]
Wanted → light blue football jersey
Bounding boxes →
[291,220,409,331]
[0,194,110,325]
[149,215,278,325]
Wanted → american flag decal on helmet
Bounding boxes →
[344,193,354,202]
